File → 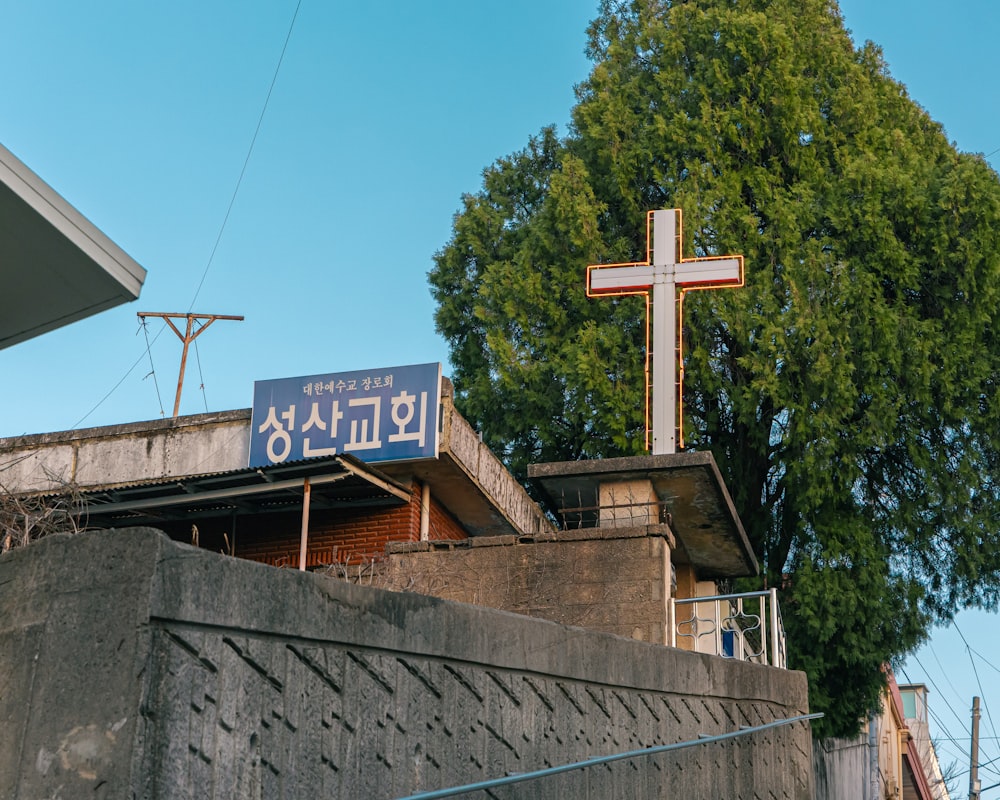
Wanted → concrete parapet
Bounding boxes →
[0,410,249,492]
[385,527,678,644]
[1,529,813,799]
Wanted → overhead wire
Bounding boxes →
[908,654,972,734]
[194,333,209,412]
[927,640,967,708]
[905,642,1000,787]
[899,662,971,780]
[73,327,165,428]
[187,0,303,312]
[70,0,302,425]
[954,619,1000,779]
[140,317,166,417]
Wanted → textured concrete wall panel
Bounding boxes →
[0,443,76,493]
[1,529,814,799]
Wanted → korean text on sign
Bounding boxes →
[248,363,441,467]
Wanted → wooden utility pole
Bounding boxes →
[971,696,981,800]
[137,312,244,418]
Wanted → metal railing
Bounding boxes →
[669,588,787,669]
[397,712,822,799]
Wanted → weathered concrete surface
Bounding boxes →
[812,735,871,800]
[1,529,815,799]
[0,529,164,799]
[0,410,250,492]
[379,393,554,537]
[385,527,677,644]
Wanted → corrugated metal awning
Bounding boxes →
[76,453,410,527]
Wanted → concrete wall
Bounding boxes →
[438,396,552,536]
[1,529,815,799]
[385,527,675,644]
[812,735,872,800]
[0,410,249,492]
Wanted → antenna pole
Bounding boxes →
[971,696,981,800]
[137,312,244,418]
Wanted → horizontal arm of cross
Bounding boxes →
[675,255,743,289]
[586,262,656,295]
[586,255,743,297]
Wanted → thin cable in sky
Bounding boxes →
[140,318,165,417]
[910,654,972,733]
[187,0,303,312]
[928,640,966,707]
[194,335,209,412]
[954,619,1000,776]
[70,2,303,429]
[73,319,169,428]
[73,349,150,429]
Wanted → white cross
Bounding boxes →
[587,209,744,455]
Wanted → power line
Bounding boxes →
[140,317,165,417]
[955,619,1000,779]
[70,3,301,427]
[194,336,209,412]
[187,0,303,311]
[135,313,243,418]
[910,655,971,734]
[73,348,151,429]
[918,640,1000,775]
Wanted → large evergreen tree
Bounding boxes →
[429,0,1000,737]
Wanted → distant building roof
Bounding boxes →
[0,142,146,349]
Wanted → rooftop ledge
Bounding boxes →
[528,452,758,580]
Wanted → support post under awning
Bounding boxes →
[299,477,311,571]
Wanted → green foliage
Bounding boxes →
[429,0,1000,738]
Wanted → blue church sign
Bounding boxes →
[248,362,442,467]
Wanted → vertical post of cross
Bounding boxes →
[651,209,679,455]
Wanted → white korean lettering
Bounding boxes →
[302,401,344,457]
[388,390,427,447]
[344,396,382,452]
[257,405,296,463]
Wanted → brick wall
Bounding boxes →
[233,481,467,568]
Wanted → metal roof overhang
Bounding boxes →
[0,142,147,350]
[76,454,410,528]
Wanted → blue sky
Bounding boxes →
[2,1,998,789]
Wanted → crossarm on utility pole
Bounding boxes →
[137,312,244,418]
